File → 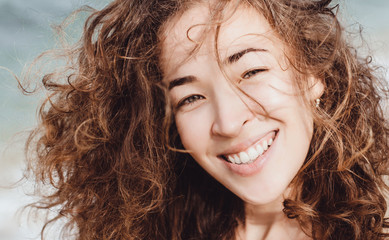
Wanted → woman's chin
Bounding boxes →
[238,190,285,208]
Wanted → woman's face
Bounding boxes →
[161,4,322,206]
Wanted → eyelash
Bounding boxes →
[242,68,267,80]
[175,68,267,109]
[177,94,205,108]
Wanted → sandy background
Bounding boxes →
[0,0,388,239]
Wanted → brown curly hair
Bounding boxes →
[25,0,389,239]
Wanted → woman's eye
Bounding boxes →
[242,68,267,80]
[177,94,205,108]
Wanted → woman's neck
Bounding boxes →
[236,196,310,240]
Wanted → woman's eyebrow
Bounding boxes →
[168,75,196,90]
[167,48,266,91]
[225,47,267,64]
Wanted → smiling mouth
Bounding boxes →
[219,131,277,165]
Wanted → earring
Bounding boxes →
[315,99,320,108]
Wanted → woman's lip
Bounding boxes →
[218,129,278,157]
[221,130,279,176]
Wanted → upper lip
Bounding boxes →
[217,129,278,157]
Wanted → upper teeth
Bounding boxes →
[226,137,273,164]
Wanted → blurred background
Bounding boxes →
[0,0,388,239]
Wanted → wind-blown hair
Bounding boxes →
[25,0,389,239]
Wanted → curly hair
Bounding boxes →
[25,0,389,239]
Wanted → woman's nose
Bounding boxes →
[210,87,254,138]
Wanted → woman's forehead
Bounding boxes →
[160,3,282,77]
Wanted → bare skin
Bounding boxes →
[161,2,320,239]
[236,195,310,239]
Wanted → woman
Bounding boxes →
[26,0,389,239]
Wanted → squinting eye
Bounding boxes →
[177,94,205,108]
[242,68,267,79]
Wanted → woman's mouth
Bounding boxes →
[219,130,277,165]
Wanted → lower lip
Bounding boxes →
[221,131,278,177]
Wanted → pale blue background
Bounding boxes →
[0,1,388,239]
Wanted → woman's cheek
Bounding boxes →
[175,107,211,152]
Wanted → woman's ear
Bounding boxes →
[308,76,324,101]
